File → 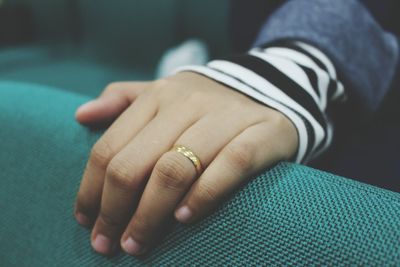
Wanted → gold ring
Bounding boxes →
[173,145,203,175]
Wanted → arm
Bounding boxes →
[73,0,399,258]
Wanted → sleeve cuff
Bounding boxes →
[174,42,345,163]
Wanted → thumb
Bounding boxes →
[75,82,148,126]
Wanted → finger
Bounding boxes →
[74,91,157,227]
[120,109,266,255]
[76,82,148,125]
[175,120,297,224]
[90,106,202,255]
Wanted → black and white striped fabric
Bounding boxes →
[177,41,346,163]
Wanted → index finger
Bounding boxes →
[74,90,157,226]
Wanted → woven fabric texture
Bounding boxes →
[1,82,400,266]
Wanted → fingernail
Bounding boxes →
[122,237,145,255]
[75,212,91,226]
[76,100,97,114]
[175,206,192,223]
[92,234,112,255]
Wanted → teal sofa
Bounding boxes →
[1,1,399,266]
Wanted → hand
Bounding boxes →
[74,72,298,256]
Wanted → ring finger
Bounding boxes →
[120,109,266,255]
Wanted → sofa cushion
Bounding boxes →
[1,82,400,266]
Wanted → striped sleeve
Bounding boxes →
[175,41,346,163]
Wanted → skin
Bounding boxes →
[74,72,298,256]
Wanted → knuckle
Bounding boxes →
[154,153,192,190]
[130,214,151,234]
[127,214,155,243]
[151,78,170,92]
[224,142,255,171]
[146,79,170,102]
[76,193,98,216]
[195,183,219,205]
[89,140,115,169]
[76,192,90,209]
[106,159,138,191]
[98,210,121,228]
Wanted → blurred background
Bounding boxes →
[0,0,232,96]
